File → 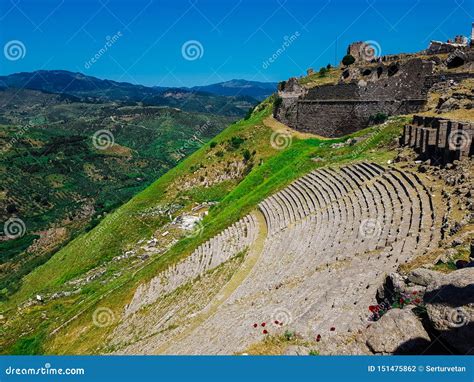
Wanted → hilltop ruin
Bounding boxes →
[275,26,474,137]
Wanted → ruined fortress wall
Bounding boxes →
[296,100,425,137]
[276,58,437,137]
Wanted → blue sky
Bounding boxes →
[0,0,472,87]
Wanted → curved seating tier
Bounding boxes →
[160,162,439,354]
[125,214,259,316]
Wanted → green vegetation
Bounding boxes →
[342,54,356,66]
[0,90,236,299]
[369,112,388,125]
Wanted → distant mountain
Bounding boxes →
[0,70,257,117]
[189,79,277,100]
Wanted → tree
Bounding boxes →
[342,54,356,66]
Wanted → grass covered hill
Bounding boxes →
[0,86,239,300]
[0,93,409,354]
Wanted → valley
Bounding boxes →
[0,35,473,357]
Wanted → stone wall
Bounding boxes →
[296,99,425,137]
[275,54,474,137]
[402,115,473,165]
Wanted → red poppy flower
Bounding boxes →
[263,329,268,334]
[316,334,321,342]
[412,291,417,295]
[261,322,266,327]
[274,320,279,325]
[414,298,421,304]
[369,305,378,313]
[399,298,404,304]
[253,323,258,328]
[330,327,336,331]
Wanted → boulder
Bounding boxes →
[365,308,430,354]
[424,268,474,354]
[408,268,441,287]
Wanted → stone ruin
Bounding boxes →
[275,37,474,137]
[402,115,473,165]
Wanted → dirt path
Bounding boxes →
[263,115,330,140]
[155,209,268,354]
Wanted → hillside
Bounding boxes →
[0,87,236,300]
[1,48,473,356]
[190,79,278,101]
[0,71,257,116]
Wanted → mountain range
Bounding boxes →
[0,70,276,112]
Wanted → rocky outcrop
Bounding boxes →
[365,308,430,354]
[424,268,474,354]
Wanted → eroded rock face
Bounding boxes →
[424,268,474,354]
[365,308,430,354]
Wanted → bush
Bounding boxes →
[368,112,388,125]
[326,63,332,69]
[242,149,251,162]
[319,67,328,77]
[283,330,295,341]
[342,54,355,66]
[209,141,217,149]
[229,136,245,149]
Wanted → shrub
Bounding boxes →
[326,63,332,69]
[283,330,295,341]
[368,112,388,125]
[342,54,355,66]
[242,149,251,162]
[319,67,327,77]
[309,349,319,356]
[209,141,217,149]
[229,136,245,149]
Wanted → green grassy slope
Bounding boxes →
[0,90,236,299]
[0,97,409,354]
